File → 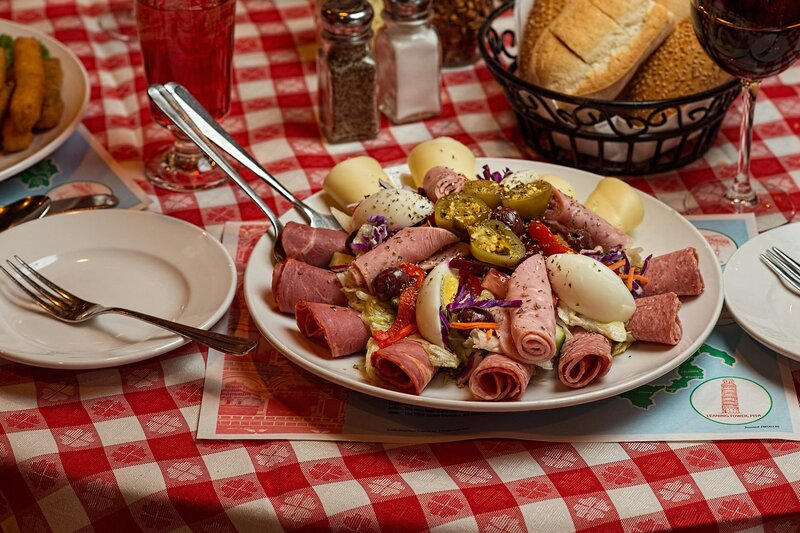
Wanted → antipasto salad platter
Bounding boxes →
[244,138,723,412]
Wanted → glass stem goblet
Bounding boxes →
[145,127,227,192]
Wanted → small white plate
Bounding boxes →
[724,222,800,362]
[0,210,236,369]
[0,19,90,182]
[244,158,724,412]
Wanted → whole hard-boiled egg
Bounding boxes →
[416,262,459,347]
[351,188,433,231]
[545,253,635,323]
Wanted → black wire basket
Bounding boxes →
[478,1,741,176]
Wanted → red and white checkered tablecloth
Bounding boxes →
[2,1,800,531]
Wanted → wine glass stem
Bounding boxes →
[728,80,760,207]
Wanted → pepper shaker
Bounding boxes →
[317,0,380,143]
[375,0,441,124]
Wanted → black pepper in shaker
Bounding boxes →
[318,0,380,143]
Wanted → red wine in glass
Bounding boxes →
[686,0,800,231]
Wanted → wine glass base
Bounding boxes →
[145,145,228,192]
[683,179,796,232]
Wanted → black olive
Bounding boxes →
[490,206,526,236]
[372,267,411,301]
[458,308,494,323]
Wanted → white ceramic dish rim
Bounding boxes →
[0,210,237,369]
[244,158,724,412]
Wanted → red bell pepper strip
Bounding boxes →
[527,221,575,256]
[373,263,425,348]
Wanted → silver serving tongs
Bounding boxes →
[147,83,286,263]
[157,82,342,231]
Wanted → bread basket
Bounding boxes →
[479,1,740,176]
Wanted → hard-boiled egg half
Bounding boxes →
[416,262,459,347]
[351,188,433,231]
[545,253,635,323]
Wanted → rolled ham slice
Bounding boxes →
[348,226,459,289]
[643,247,704,297]
[272,257,347,314]
[422,166,468,202]
[503,254,557,366]
[547,189,629,251]
[370,339,436,394]
[558,328,612,389]
[280,221,349,268]
[468,353,533,401]
[295,301,371,358]
[627,292,682,345]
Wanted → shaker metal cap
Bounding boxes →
[383,0,432,21]
[321,0,374,35]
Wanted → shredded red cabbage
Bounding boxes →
[439,307,451,349]
[446,285,522,312]
[350,215,389,252]
[478,164,512,183]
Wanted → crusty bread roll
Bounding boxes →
[620,18,732,101]
[528,0,676,99]
[656,0,690,21]
[518,0,571,81]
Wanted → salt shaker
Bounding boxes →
[317,0,380,143]
[374,0,441,124]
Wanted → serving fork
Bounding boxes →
[1,256,258,355]
[154,82,342,231]
[760,246,800,297]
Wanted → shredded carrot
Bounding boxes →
[606,259,626,272]
[449,322,499,330]
[625,269,635,290]
[485,329,493,342]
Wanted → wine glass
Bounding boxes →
[684,0,800,231]
[135,0,236,191]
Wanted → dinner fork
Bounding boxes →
[162,82,342,231]
[760,246,800,297]
[1,256,258,355]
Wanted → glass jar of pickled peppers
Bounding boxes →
[432,0,493,68]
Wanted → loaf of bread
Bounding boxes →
[526,0,676,99]
[656,0,691,21]
[518,0,569,81]
[620,18,733,101]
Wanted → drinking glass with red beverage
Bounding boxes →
[136,0,236,191]
[684,0,800,231]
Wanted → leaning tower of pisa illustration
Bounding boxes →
[721,379,740,414]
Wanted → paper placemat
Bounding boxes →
[197,215,800,443]
[0,125,148,210]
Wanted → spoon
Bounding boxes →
[0,195,51,230]
[0,193,120,232]
[146,84,286,263]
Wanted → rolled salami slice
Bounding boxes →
[280,221,349,268]
[468,353,533,401]
[349,226,459,289]
[272,257,347,314]
[422,166,467,202]
[558,328,612,389]
[481,268,511,298]
[504,254,557,366]
[370,339,436,394]
[627,292,682,345]
[547,189,629,251]
[643,247,704,297]
[295,301,370,358]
